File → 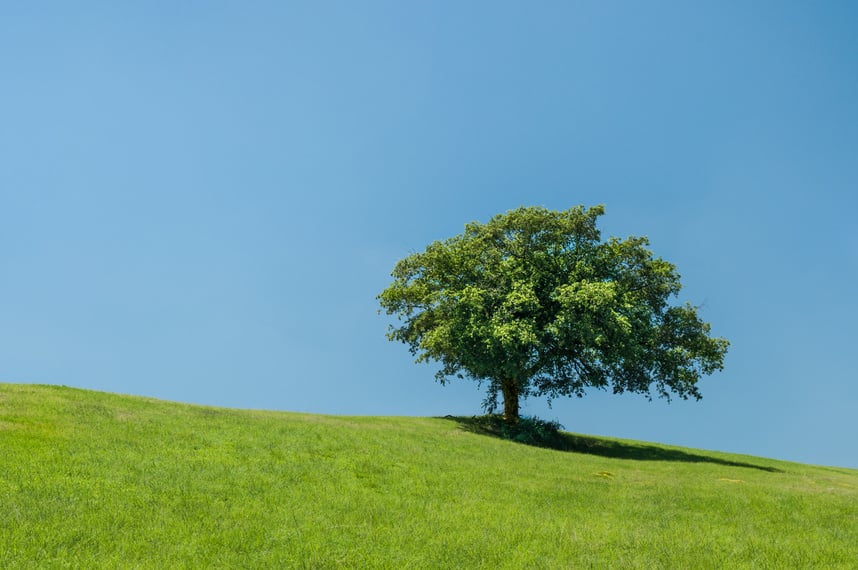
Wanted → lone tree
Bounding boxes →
[378,205,729,423]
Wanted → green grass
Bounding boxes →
[1,384,856,568]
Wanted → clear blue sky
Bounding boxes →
[2,1,856,469]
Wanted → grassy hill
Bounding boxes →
[1,384,856,568]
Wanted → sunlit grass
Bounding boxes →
[1,384,855,568]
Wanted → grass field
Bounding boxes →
[1,383,856,568]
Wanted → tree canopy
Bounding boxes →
[378,205,729,423]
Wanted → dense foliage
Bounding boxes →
[378,205,729,421]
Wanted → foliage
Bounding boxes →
[1,384,856,569]
[378,205,730,421]
[458,414,565,448]
[501,415,564,446]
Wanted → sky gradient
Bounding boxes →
[2,1,857,469]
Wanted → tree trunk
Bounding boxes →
[502,382,520,423]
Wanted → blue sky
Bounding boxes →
[2,1,856,469]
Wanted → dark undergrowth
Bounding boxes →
[446,414,782,473]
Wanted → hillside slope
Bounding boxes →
[1,384,856,568]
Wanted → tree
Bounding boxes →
[378,205,729,423]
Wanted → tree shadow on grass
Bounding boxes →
[443,415,782,473]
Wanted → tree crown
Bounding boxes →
[378,205,729,417]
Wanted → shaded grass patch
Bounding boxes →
[449,414,782,472]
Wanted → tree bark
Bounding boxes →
[502,382,520,423]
